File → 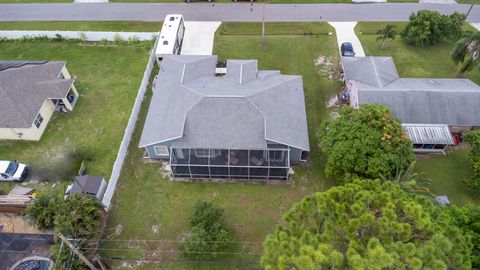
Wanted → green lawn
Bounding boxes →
[103,22,340,269]
[356,22,480,206]
[0,0,71,2]
[0,21,161,32]
[416,150,478,205]
[0,40,150,194]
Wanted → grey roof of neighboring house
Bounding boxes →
[0,60,74,128]
[342,56,399,88]
[140,55,310,151]
[343,56,480,126]
[71,175,105,195]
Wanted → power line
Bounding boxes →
[70,238,264,244]
[100,256,262,266]
[79,247,262,256]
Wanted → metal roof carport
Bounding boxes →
[402,124,454,153]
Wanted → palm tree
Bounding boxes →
[452,31,480,74]
[381,161,434,197]
[376,24,397,50]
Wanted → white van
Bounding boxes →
[0,160,28,182]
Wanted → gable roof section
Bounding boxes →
[342,56,399,88]
[140,55,309,151]
[344,57,480,126]
[0,61,74,128]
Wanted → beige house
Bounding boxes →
[0,60,78,141]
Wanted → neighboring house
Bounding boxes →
[0,60,78,141]
[140,55,309,181]
[342,56,480,153]
[67,175,107,202]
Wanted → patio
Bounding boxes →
[170,148,290,180]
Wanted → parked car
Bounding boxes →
[341,42,355,57]
[0,160,28,182]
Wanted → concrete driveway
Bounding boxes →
[329,22,366,57]
[181,21,221,56]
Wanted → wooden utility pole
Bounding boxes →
[57,233,98,270]
[466,0,475,20]
[261,3,266,46]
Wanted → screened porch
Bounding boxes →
[169,148,290,180]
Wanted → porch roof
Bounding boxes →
[402,124,454,145]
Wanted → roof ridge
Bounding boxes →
[369,56,383,88]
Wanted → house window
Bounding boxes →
[154,146,169,156]
[269,150,285,162]
[33,113,44,129]
[58,72,65,79]
[195,149,220,158]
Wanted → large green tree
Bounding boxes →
[464,130,480,190]
[444,205,480,269]
[318,104,414,181]
[261,180,472,270]
[401,10,465,46]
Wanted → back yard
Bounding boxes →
[0,40,150,194]
[103,22,340,269]
[356,22,480,206]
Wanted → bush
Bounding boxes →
[26,193,100,270]
[318,104,415,181]
[25,194,58,229]
[179,201,233,259]
[464,130,480,190]
[401,10,465,46]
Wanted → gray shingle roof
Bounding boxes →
[343,57,480,126]
[342,56,399,88]
[140,55,309,151]
[71,175,104,195]
[0,60,74,128]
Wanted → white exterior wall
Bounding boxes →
[97,178,108,201]
[0,99,55,141]
[347,80,359,108]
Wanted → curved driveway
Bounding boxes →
[0,3,480,22]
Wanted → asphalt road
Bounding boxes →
[0,3,479,22]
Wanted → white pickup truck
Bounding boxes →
[0,160,28,182]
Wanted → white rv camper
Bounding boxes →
[155,14,185,65]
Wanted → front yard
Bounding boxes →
[0,40,150,194]
[103,22,340,269]
[356,22,480,206]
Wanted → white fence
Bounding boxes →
[101,45,157,210]
[0,30,157,42]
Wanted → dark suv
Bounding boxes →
[341,42,355,57]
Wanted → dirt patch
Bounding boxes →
[314,55,339,79]
[0,213,51,234]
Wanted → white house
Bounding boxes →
[0,60,78,141]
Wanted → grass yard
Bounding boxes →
[103,22,340,269]
[0,21,161,32]
[0,40,150,194]
[0,0,70,2]
[356,22,480,205]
